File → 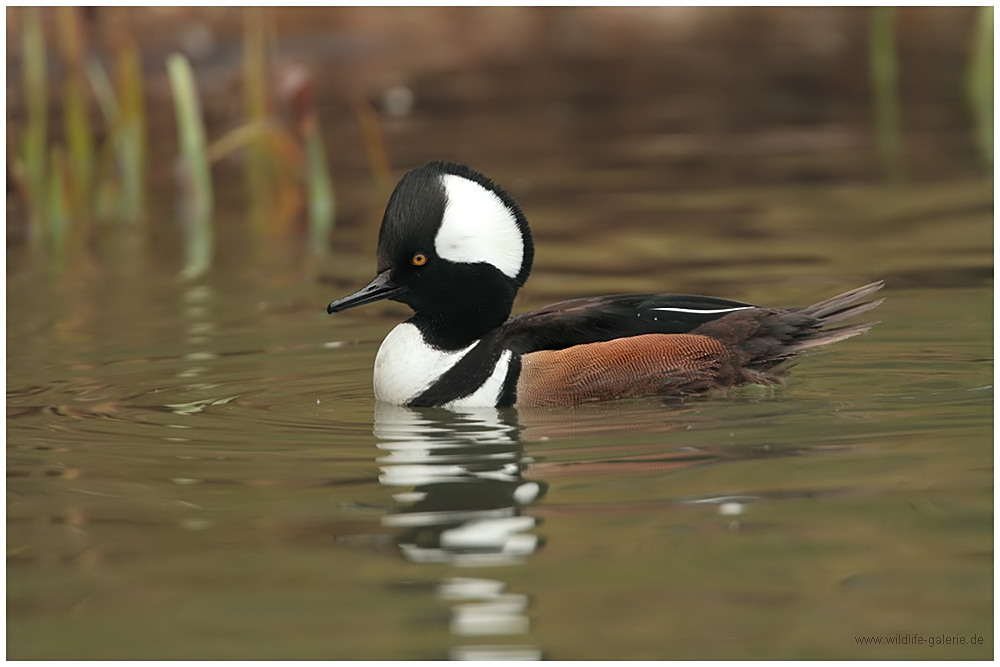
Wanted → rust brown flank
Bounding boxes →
[515,333,739,407]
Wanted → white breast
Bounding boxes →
[372,324,512,408]
[373,323,475,405]
[375,322,513,407]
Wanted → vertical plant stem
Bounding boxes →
[46,146,70,260]
[116,41,147,221]
[353,97,393,191]
[56,6,94,223]
[85,57,120,219]
[22,7,48,236]
[966,6,993,170]
[86,47,148,224]
[869,6,905,184]
[167,54,214,281]
[243,6,272,227]
[304,121,335,258]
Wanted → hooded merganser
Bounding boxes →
[328,161,884,408]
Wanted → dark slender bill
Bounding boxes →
[328,271,404,313]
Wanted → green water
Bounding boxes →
[7,169,992,658]
[6,20,995,654]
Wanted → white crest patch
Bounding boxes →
[435,174,524,279]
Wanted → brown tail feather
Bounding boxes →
[799,280,885,319]
[693,281,885,377]
[785,280,885,352]
[785,319,880,353]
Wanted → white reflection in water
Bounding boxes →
[373,403,544,659]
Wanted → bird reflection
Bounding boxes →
[375,403,546,565]
[374,403,545,659]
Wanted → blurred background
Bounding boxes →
[7,7,994,660]
[6,6,992,279]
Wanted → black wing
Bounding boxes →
[499,293,757,354]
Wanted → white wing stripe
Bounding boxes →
[651,306,755,314]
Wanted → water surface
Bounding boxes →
[6,41,994,659]
[8,172,992,659]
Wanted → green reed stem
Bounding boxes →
[56,6,94,220]
[304,122,335,257]
[116,43,147,221]
[167,54,214,281]
[85,57,119,220]
[966,6,993,170]
[206,120,271,163]
[869,7,905,184]
[21,7,48,235]
[86,48,147,224]
[46,147,70,257]
[243,6,272,225]
[353,97,393,193]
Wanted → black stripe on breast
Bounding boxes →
[497,354,522,408]
[408,333,508,407]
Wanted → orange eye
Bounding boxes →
[411,252,428,266]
